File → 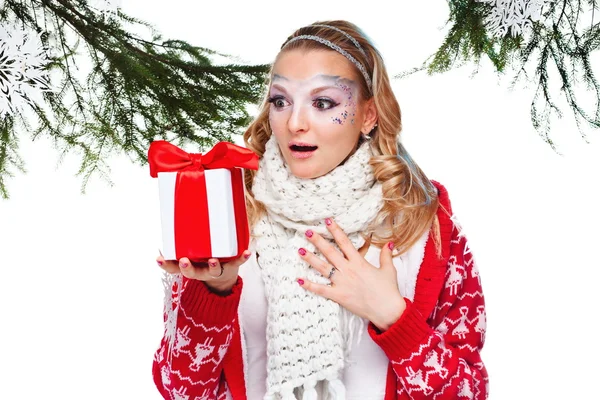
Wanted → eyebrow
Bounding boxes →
[271,83,346,95]
[273,74,289,81]
[271,74,356,94]
[273,73,353,83]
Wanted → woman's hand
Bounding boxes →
[298,218,406,331]
[156,250,251,295]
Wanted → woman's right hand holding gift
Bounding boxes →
[156,251,250,295]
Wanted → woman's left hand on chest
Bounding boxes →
[298,217,406,332]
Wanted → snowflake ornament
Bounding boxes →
[476,0,547,38]
[0,26,51,117]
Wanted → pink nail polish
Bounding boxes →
[209,261,217,267]
[297,279,305,286]
[180,262,188,268]
[305,230,313,238]
[388,242,395,250]
[298,248,307,256]
[244,253,251,259]
[325,218,332,226]
[157,260,163,266]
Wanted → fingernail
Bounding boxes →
[297,279,304,286]
[325,218,332,226]
[244,252,251,259]
[305,230,313,238]
[298,248,307,256]
[157,260,163,266]
[180,262,189,268]
[209,261,217,267]
[388,242,395,250]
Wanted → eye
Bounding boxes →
[267,95,289,109]
[313,98,339,110]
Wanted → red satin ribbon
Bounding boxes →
[148,141,258,262]
[148,140,259,177]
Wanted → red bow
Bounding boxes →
[148,140,259,177]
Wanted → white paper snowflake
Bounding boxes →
[477,0,547,38]
[0,26,51,117]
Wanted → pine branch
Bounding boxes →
[0,117,26,199]
[0,0,270,197]
[396,0,600,150]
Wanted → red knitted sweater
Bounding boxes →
[152,181,489,399]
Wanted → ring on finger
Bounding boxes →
[211,265,225,279]
[327,266,337,280]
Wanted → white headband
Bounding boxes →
[310,24,368,58]
[282,34,373,93]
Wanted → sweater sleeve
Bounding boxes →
[368,228,489,399]
[152,274,242,400]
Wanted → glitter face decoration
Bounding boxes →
[334,82,357,125]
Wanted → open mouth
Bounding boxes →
[289,144,318,152]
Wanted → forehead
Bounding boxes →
[272,49,359,87]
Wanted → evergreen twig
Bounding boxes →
[0,0,270,198]
[396,0,600,150]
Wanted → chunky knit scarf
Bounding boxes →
[251,135,385,400]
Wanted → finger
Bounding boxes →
[297,277,335,300]
[324,217,361,262]
[379,241,395,271]
[207,258,223,279]
[305,229,347,269]
[178,257,201,280]
[298,247,331,277]
[156,255,180,274]
[227,250,252,268]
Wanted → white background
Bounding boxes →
[1,1,599,398]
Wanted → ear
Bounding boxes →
[360,98,378,134]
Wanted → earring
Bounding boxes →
[361,123,378,141]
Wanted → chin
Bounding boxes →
[290,166,318,179]
[288,162,332,179]
[283,150,336,179]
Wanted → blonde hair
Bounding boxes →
[243,20,442,256]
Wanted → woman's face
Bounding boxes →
[268,49,376,179]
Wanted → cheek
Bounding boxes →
[335,84,358,125]
[268,111,291,138]
[331,108,351,125]
[311,112,361,147]
[309,105,352,127]
[324,98,353,126]
[268,110,282,127]
[318,127,361,157]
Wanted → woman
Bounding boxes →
[153,20,488,400]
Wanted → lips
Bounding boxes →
[289,142,318,159]
[289,142,318,152]
[290,144,318,152]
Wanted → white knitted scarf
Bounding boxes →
[252,135,385,400]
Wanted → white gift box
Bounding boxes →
[157,169,239,260]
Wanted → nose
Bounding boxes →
[287,104,309,133]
